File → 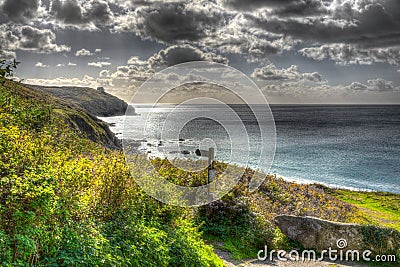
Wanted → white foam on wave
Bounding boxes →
[271,173,375,192]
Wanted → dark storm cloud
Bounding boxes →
[112,0,400,65]
[18,25,70,53]
[223,0,299,11]
[51,0,113,25]
[51,0,85,24]
[148,45,229,67]
[143,3,205,42]
[0,25,18,50]
[1,0,39,23]
[271,0,327,17]
[87,0,113,24]
[20,26,50,48]
[224,0,328,17]
[251,0,400,49]
[115,2,225,43]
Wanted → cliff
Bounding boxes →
[25,84,129,117]
[11,82,121,149]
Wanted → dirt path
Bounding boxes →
[214,248,371,267]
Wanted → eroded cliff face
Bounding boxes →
[52,105,121,149]
[25,84,129,117]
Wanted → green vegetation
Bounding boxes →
[0,80,223,266]
[149,160,357,259]
[0,68,398,265]
[196,173,356,259]
[27,84,128,117]
[0,60,19,84]
[360,225,400,264]
[328,190,400,231]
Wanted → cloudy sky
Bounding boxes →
[1,0,400,104]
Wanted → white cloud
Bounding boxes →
[201,14,295,61]
[24,74,113,89]
[88,61,112,67]
[300,44,400,66]
[0,50,16,60]
[364,79,399,92]
[0,24,70,54]
[99,69,109,77]
[252,64,325,83]
[35,62,49,68]
[75,48,103,57]
[19,26,70,53]
[75,48,94,57]
[260,78,400,104]
[127,56,149,66]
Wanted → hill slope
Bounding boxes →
[25,84,129,117]
[18,83,121,149]
[0,80,223,266]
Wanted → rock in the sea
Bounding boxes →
[275,215,364,251]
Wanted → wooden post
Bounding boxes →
[195,148,216,198]
[208,148,215,195]
[208,148,214,167]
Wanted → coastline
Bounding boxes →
[2,80,398,266]
[99,114,400,233]
[100,116,390,194]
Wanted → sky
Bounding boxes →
[1,0,400,104]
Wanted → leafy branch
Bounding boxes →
[0,59,20,84]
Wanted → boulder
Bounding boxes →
[275,215,400,257]
[275,215,364,251]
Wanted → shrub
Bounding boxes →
[0,81,223,266]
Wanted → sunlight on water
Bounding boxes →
[100,104,400,194]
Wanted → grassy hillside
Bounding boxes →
[0,79,398,266]
[327,189,400,232]
[0,80,223,266]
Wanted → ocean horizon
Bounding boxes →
[100,104,400,194]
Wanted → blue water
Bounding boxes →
[100,105,400,193]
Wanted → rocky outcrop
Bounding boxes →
[25,84,129,117]
[275,215,363,251]
[275,215,400,256]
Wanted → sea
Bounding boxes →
[100,105,400,194]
